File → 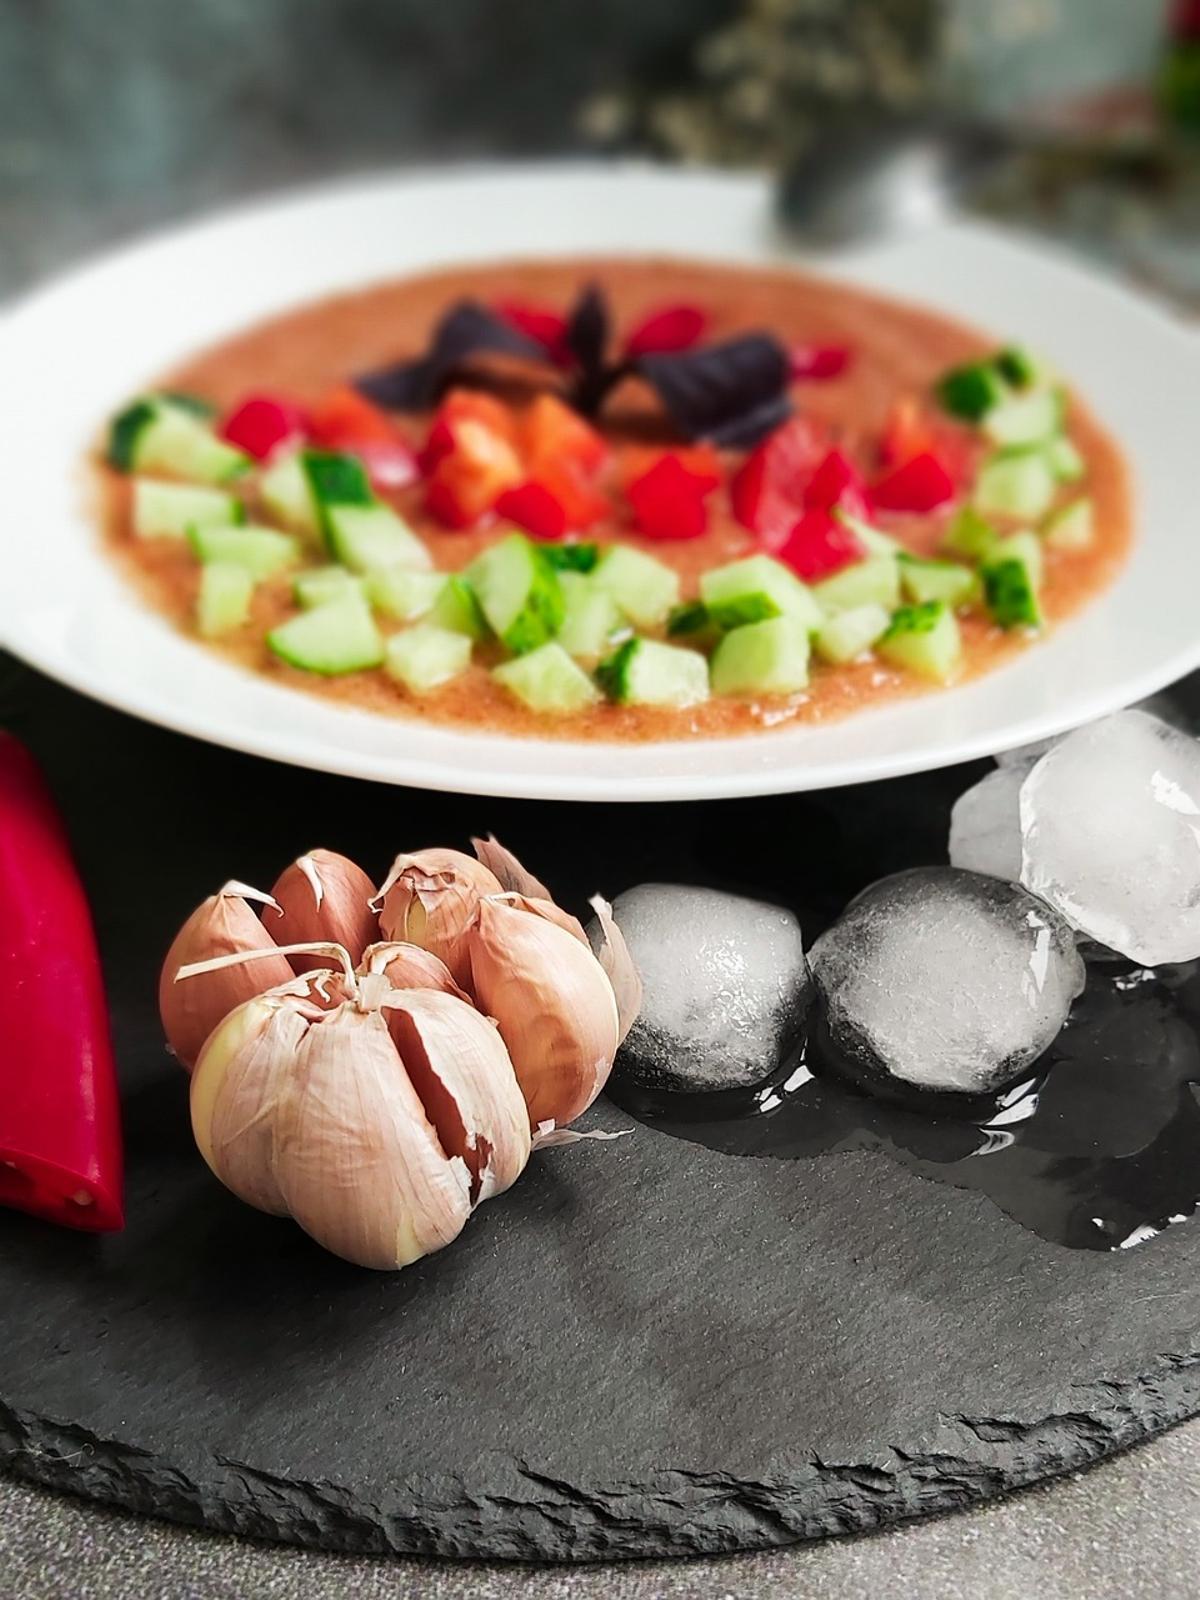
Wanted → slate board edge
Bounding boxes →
[3,1355,1198,1563]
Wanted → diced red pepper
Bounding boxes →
[803,448,871,519]
[307,385,419,490]
[731,415,830,551]
[419,389,518,476]
[623,303,708,358]
[778,508,865,582]
[880,396,940,468]
[495,298,571,365]
[425,416,524,529]
[521,393,607,477]
[497,461,610,540]
[625,449,717,541]
[219,394,307,461]
[0,735,123,1232]
[872,451,958,513]
[789,343,852,381]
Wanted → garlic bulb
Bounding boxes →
[467,895,620,1128]
[270,849,379,974]
[374,849,502,988]
[471,833,553,901]
[187,946,531,1271]
[159,881,294,1071]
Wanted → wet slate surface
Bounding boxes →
[2,659,1199,1561]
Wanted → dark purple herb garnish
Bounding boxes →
[633,334,793,448]
[354,300,548,410]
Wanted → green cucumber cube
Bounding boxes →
[430,574,488,640]
[974,448,1057,520]
[834,508,903,556]
[187,523,299,579]
[814,603,891,665]
[982,532,1043,629]
[937,362,1008,422]
[877,602,963,683]
[325,504,431,573]
[897,555,981,609]
[592,546,680,630]
[540,542,600,574]
[384,625,472,695]
[597,638,710,708]
[700,554,822,631]
[261,450,320,537]
[195,562,254,638]
[982,387,1064,447]
[666,599,720,651]
[709,615,811,696]
[556,572,625,664]
[941,505,997,562]
[1043,496,1094,552]
[994,346,1051,389]
[365,564,445,622]
[1047,436,1086,483]
[467,532,564,654]
[493,641,600,714]
[132,480,244,540]
[301,449,374,511]
[109,397,249,483]
[292,566,366,609]
[990,529,1044,586]
[267,594,385,675]
[811,555,900,616]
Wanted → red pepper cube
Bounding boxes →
[495,479,572,540]
[778,507,865,582]
[419,389,519,476]
[626,451,714,541]
[220,394,307,461]
[624,302,708,358]
[788,343,852,381]
[872,451,958,513]
[424,416,524,529]
[804,448,869,513]
[521,393,608,477]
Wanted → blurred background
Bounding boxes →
[3,0,1198,305]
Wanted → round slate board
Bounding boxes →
[2,663,1200,1563]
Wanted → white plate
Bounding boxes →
[1,163,1197,802]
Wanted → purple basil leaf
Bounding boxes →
[633,333,791,446]
[565,283,610,376]
[353,299,547,410]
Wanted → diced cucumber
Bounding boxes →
[835,507,903,557]
[326,504,431,573]
[365,564,445,622]
[1043,496,1094,552]
[267,594,385,675]
[132,479,244,540]
[541,542,599,574]
[302,449,374,513]
[994,346,1051,389]
[709,616,811,696]
[384,625,472,695]
[467,532,564,654]
[493,642,600,714]
[556,572,625,664]
[430,574,488,640]
[108,396,250,483]
[261,450,320,537]
[973,447,1057,520]
[187,523,299,579]
[1047,435,1086,483]
[877,602,963,683]
[990,529,1044,587]
[700,554,823,632]
[941,505,997,562]
[897,554,981,609]
[292,566,366,609]
[666,599,720,650]
[814,603,891,665]
[195,562,254,638]
[811,555,900,616]
[981,532,1043,629]
[592,546,680,630]
[982,387,1064,447]
[597,638,710,708]
[937,362,1008,422]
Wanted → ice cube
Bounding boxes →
[592,883,809,1092]
[810,867,1084,1096]
[948,760,1032,881]
[1021,708,1200,965]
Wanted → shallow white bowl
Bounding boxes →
[1,163,1197,801]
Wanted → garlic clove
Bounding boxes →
[373,849,502,989]
[471,834,554,902]
[588,894,644,1044]
[496,891,589,946]
[270,849,379,974]
[468,896,620,1129]
[159,883,295,1071]
[382,988,531,1202]
[272,1006,472,1271]
[359,940,472,1002]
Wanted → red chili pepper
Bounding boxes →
[521,393,608,477]
[872,450,958,513]
[788,343,852,381]
[0,735,123,1232]
[625,449,717,540]
[731,416,829,551]
[496,462,610,540]
[219,394,307,461]
[623,303,708,358]
[778,507,865,582]
[494,298,572,365]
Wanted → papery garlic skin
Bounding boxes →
[375,849,501,989]
[160,885,294,1071]
[468,896,620,1129]
[270,850,379,975]
[360,940,471,1001]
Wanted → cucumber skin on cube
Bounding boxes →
[709,616,811,696]
[981,535,1043,630]
[814,603,891,665]
[292,566,366,609]
[701,554,823,632]
[974,448,1057,520]
[187,523,299,579]
[384,625,472,695]
[108,400,158,470]
[261,451,320,537]
[592,546,681,630]
[941,505,997,562]
[1043,496,1094,551]
[541,542,599,574]
[365,565,445,622]
[468,533,564,654]
[557,573,624,663]
[132,480,244,540]
[982,387,1064,448]
[431,574,488,640]
[325,504,431,573]
[666,599,720,651]
[597,638,710,708]
[995,346,1049,389]
[937,362,1008,422]
[897,555,981,609]
[195,562,254,638]
[493,642,600,714]
[301,450,374,511]
[877,602,963,684]
[267,595,385,675]
[812,555,900,616]
[109,397,249,483]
